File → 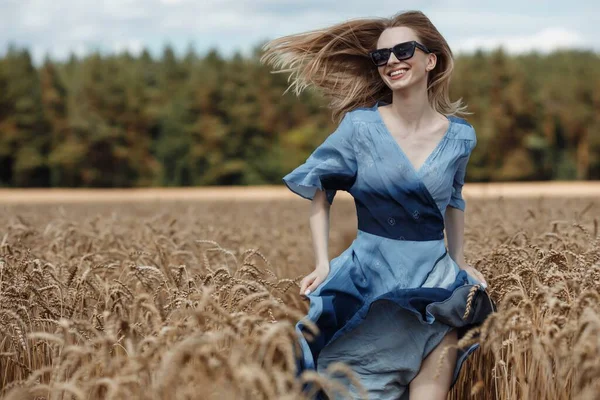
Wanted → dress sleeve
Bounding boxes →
[448,134,477,211]
[282,112,357,205]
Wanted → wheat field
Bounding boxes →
[0,194,599,400]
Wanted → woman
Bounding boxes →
[261,10,495,400]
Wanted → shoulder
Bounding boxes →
[332,104,379,141]
[447,116,477,152]
[346,103,381,124]
[447,116,476,142]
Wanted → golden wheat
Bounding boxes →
[0,197,598,399]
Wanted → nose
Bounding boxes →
[388,52,401,64]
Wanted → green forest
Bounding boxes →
[0,43,598,188]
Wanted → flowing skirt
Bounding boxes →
[294,230,496,400]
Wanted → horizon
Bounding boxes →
[2,40,599,67]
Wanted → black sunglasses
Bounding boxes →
[369,40,431,67]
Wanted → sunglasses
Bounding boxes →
[369,40,431,67]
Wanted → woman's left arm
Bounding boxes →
[445,206,466,267]
[445,206,487,286]
[446,129,487,287]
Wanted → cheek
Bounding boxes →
[406,59,425,70]
[409,60,430,77]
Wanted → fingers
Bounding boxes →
[300,271,325,297]
[477,273,487,286]
[299,278,308,295]
[306,277,323,294]
[473,268,488,288]
[465,266,487,288]
[299,273,316,295]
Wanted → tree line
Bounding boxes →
[0,43,598,188]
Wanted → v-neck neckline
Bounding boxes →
[375,100,452,176]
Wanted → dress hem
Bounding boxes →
[294,269,495,399]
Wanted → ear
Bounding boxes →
[426,53,437,71]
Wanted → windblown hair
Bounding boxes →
[260,10,467,122]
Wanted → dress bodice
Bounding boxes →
[282,101,477,242]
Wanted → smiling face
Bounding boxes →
[375,26,437,91]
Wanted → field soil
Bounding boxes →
[1,181,599,203]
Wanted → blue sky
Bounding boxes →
[1,0,598,63]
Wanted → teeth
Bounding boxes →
[390,69,407,77]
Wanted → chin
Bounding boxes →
[388,78,412,90]
[389,73,426,91]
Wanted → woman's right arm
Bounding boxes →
[282,112,357,296]
[299,188,332,296]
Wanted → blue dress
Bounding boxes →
[282,100,495,399]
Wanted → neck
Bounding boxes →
[387,81,438,132]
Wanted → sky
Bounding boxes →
[0,0,598,64]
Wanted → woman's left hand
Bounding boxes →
[460,264,488,288]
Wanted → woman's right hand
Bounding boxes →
[300,265,330,297]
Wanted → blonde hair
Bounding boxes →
[260,10,467,122]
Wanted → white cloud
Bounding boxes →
[454,27,589,54]
[159,0,188,4]
[113,39,144,56]
[0,0,596,64]
[20,11,49,30]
